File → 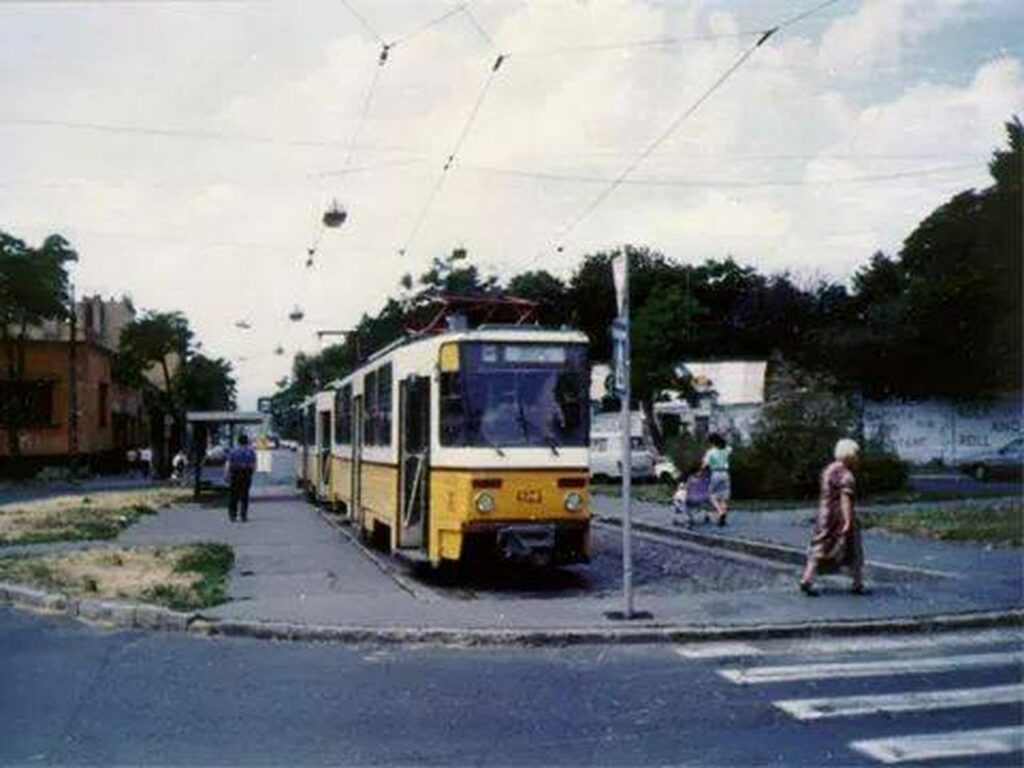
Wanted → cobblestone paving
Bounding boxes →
[414,526,794,600]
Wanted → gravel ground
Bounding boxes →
[413,525,793,600]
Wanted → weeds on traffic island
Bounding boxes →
[0,542,234,610]
[0,488,190,545]
[860,502,1023,548]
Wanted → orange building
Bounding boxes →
[0,296,147,475]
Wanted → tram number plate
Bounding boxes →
[516,489,542,504]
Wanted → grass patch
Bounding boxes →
[0,542,234,609]
[0,488,190,545]
[861,502,1024,547]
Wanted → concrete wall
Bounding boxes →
[863,398,1022,465]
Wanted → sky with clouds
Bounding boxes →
[2,0,1021,407]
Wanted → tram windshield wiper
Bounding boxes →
[516,400,531,441]
[490,442,506,457]
[546,436,560,456]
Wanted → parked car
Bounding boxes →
[589,411,659,482]
[959,437,1023,481]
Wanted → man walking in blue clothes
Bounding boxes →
[227,433,257,522]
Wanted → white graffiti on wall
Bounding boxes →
[863,398,1022,464]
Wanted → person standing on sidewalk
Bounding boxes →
[227,433,257,523]
[799,438,867,596]
[701,433,732,526]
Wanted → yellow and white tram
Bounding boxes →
[298,326,591,566]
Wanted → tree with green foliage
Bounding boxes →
[0,231,78,463]
[826,117,1022,398]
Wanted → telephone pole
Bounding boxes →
[67,283,79,476]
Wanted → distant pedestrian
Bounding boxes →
[139,446,153,479]
[126,447,139,477]
[701,433,732,526]
[800,438,867,597]
[171,450,188,485]
[227,433,257,523]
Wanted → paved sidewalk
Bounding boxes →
[89,486,1021,632]
[590,493,1023,609]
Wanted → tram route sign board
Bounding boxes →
[611,319,629,396]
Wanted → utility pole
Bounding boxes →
[67,283,79,476]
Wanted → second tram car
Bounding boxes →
[299,326,591,566]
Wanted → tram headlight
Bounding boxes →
[475,492,495,514]
[564,492,584,512]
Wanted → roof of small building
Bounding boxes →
[677,360,768,405]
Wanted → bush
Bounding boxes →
[727,368,908,500]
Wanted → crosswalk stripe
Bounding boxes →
[775,683,1024,721]
[674,642,763,659]
[719,651,1024,684]
[675,630,1023,661]
[849,726,1024,764]
[794,629,1024,657]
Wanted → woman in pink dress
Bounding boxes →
[799,439,867,596]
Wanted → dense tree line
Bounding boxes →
[272,119,1020,427]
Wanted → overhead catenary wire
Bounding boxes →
[544,0,851,257]
[397,52,506,257]
[389,3,467,48]
[549,32,775,254]
[338,0,385,45]
[460,4,495,48]
[509,29,772,59]
[459,162,984,189]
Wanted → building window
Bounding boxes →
[363,363,393,447]
[334,384,352,445]
[98,383,109,428]
[0,380,55,427]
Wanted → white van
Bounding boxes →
[589,411,662,482]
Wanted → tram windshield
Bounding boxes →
[440,342,589,449]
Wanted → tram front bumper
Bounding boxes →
[463,520,590,566]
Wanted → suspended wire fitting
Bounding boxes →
[234,320,251,330]
[322,200,348,228]
[274,345,285,356]
[289,306,305,322]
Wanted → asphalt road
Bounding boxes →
[2,607,1020,766]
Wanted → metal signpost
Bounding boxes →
[608,255,648,620]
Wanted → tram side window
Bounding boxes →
[363,364,393,446]
[334,384,352,445]
[304,405,315,445]
[363,370,377,445]
[377,363,392,446]
[439,371,466,446]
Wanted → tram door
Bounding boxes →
[398,376,430,550]
[351,395,364,525]
[318,410,332,498]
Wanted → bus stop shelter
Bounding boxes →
[185,411,267,499]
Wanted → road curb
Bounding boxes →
[595,515,953,581]
[1,579,1020,647]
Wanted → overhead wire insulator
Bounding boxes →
[379,43,391,66]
